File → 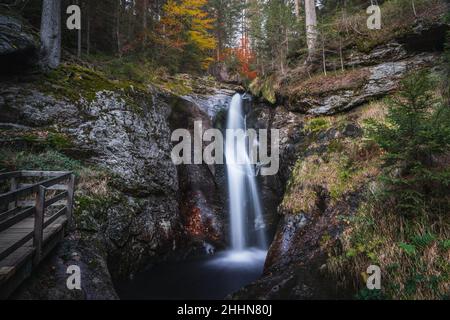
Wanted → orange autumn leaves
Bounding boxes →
[233,36,257,80]
[160,0,216,69]
[158,0,258,77]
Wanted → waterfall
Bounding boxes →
[225,93,267,252]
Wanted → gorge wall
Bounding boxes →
[234,20,449,300]
[0,15,238,298]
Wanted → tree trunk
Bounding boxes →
[294,0,301,21]
[77,0,82,58]
[305,0,318,62]
[143,0,148,42]
[116,0,121,56]
[40,0,61,69]
[411,0,417,17]
[86,1,90,55]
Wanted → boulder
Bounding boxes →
[0,15,38,73]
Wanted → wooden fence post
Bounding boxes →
[33,186,46,265]
[8,177,17,210]
[66,174,75,223]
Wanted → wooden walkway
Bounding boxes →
[0,171,75,299]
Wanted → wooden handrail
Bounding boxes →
[0,171,76,298]
[45,191,69,208]
[0,171,70,182]
[20,171,73,178]
[0,172,21,182]
[0,171,76,265]
[0,207,35,233]
[0,172,72,204]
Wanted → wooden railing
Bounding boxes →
[0,171,75,265]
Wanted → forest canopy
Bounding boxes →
[1,0,447,80]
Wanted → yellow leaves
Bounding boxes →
[201,57,215,70]
[188,31,216,50]
[161,0,216,69]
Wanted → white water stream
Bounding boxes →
[225,93,267,254]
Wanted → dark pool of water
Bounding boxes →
[115,249,267,300]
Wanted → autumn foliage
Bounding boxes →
[215,38,258,81]
[159,0,217,69]
[235,36,258,80]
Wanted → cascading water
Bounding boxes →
[116,92,268,300]
[225,93,267,253]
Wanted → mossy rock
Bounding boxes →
[35,63,149,108]
[249,76,277,104]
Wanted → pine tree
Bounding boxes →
[367,71,450,216]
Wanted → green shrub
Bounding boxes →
[306,117,331,133]
[0,149,82,173]
[366,71,450,217]
[46,133,73,150]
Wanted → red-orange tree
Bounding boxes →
[232,36,258,80]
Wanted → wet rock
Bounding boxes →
[209,62,242,84]
[342,123,362,138]
[170,96,226,248]
[0,15,38,73]
[14,237,118,300]
[70,92,178,196]
[245,105,306,237]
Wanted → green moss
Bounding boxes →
[328,139,345,153]
[35,64,149,113]
[249,76,277,104]
[21,133,41,143]
[305,117,331,133]
[46,132,73,150]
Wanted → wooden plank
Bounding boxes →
[45,191,68,208]
[0,172,21,182]
[8,178,17,210]
[0,206,26,222]
[20,171,71,178]
[18,184,68,191]
[43,207,66,229]
[33,186,45,266]
[0,215,67,272]
[0,173,71,204]
[0,230,33,261]
[0,216,67,299]
[46,184,68,191]
[0,207,35,233]
[66,174,76,223]
[0,170,74,298]
[17,200,36,208]
[0,247,34,283]
[0,252,33,299]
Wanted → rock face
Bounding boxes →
[0,69,238,298]
[232,106,377,299]
[0,15,38,73]
[0,82,183,297]
[170,92,232,251]
[289,53,436,115]
[245,104,306,237]
[14,236,119,300]
[68,91,178,197]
